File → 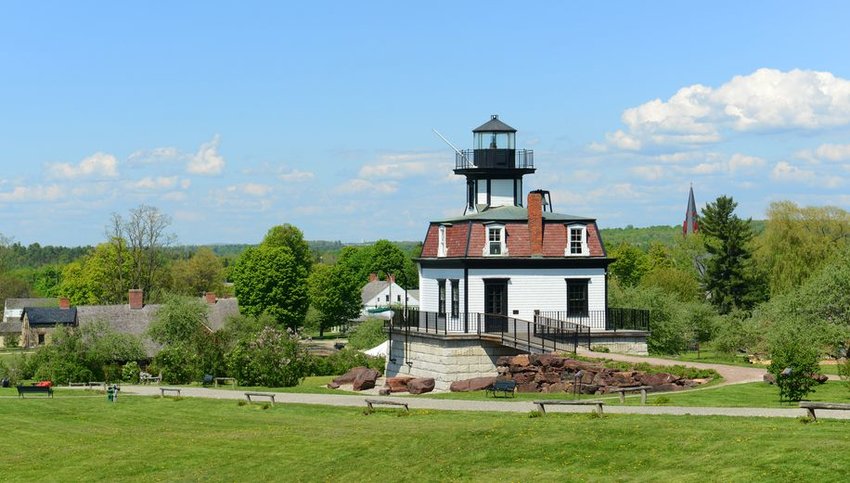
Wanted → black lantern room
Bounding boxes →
[454,115,535,214]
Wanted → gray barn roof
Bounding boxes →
[5,298,56,310]
[22,307,77,326]
[361,280,390,305]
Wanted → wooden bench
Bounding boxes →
[611,386,652,404]
[486,380,517,398]
[244,392,276,406]
[214,377,238,388]
[16,385,54,398]
[533,399,604,415]
[160,387,181,398]
[140,372,162,384]
[365,399,409,412]
[799,401,850,421]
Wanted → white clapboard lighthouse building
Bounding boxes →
[386,116,649,390]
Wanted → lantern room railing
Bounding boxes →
[455,149,534,170]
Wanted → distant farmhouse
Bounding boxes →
[387,115,650,390]
[1,290,239,353]
[359,273,419,320]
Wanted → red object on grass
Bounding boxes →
[34,381,52,387]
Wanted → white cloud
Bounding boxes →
[798,143,850,163]
[605,130,643,151]
[187,135,225,175]
[241,183,273,197]
[771,161,816,182]
[630,165,666,181]
[728,153,767,172]
[129,176,179,190]
[0,185,63,202]
[607,68,850,151]
[127,147,181,166]
[279,170,315,182]
[359,162,429,179]
[162,191,188,202]
[337,179,398,194]
[49,152,118,179]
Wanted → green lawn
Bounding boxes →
[1,395,849,481]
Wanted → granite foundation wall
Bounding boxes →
[386,332,521,391]
[588,331,648,355]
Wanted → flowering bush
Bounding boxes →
[226,327,311,387]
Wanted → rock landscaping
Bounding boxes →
[451,354,714,394]
[328,369,435,395]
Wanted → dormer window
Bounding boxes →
[438,225,447,257]
[566,224,588,256]
[484,224,507,256]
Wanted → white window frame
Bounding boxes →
[483,224,507,256]
[438,225,447,257]
[565,224,588,256]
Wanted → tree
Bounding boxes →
[756,201,850,297]
[106,205,175,301]
[147,296,213,383]
[309,263,362,337]
[148,295,209,346]
[767,318,822,402]
[171,247,225,296]
[262,224,312,273]
[608,242,649,287]
[232,243,310,330]
[700,196,761,314]
[337,240,418,288]
[59,243,131,305]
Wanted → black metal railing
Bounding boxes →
[536,308,651,331]
[533,314,592,350]
[455,149,534,170]
[389,309,589,354]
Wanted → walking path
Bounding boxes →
[115,384,850,420]
[81,351,848,420]
[576,348,768,385]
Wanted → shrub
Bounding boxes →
[309,348,384,376]
[347,319,386,350]
[122,361,141,383]
[767,319,822,402]
[33,357,93,385]
[154,342,201,384]
[4,333,20,348]
[226,327,311,387]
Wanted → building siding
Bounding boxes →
[420,266,606,329]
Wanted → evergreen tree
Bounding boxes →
[700,195,761,314]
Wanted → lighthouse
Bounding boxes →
[454,115,536,214]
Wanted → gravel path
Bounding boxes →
[97,351,849,420]
[114,385,850,420]
[575,348,768,386]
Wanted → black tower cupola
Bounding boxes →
[454,115,535,214]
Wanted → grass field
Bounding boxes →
[1,394,849,482]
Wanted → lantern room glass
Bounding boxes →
[475,131,515,150]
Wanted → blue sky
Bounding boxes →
[3,2,850,246]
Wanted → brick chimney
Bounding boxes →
[368,273,378,282]
[528,190,544,257]
[204,292,217,304]
[129,289,144,310]
[388,274,395,285]
[59,297,70,309]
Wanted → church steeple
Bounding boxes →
[453,115,535,214]
[683,184,699,236]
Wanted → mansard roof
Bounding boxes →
[434,205,595,224]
